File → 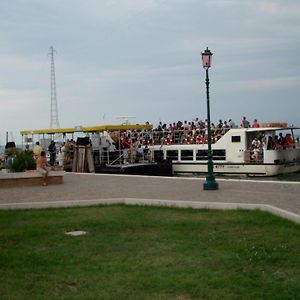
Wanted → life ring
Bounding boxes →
[185,137,193,144]
[196,135,206,144]
[147,139,154,145]
[164,137,173,145]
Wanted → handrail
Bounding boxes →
[108,154,124,166]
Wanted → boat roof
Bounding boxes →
[246,126,300,132]
[20,122,299,136]
[20,124,153,135]
[229,122,299,132]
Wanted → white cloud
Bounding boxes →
[0,0,299,139]
[220,76,300,91]
[207,0,300,18]
[0,88,47,109]
[0,55,46,72]
[0,54,48,90]
[65,0,173,25]
[258,1,300,18]
[206,0,240,8]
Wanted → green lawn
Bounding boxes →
[0,205,300,300]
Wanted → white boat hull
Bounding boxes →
[172,161,300,176]
[148,126,300,177]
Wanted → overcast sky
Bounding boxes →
[1,0,300,144]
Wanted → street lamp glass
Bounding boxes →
[201,47,213,69]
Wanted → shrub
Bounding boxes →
[10,150,36,172]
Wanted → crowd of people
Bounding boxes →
[249,132,295,162]
[116,117,259,147]
[111,117,297,165]
[152,117,236,145]
[32,140,76,167]
[25,140,76,185]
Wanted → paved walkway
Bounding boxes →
[1,173,300,223]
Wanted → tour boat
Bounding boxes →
[20,122,300,177]
[146,123,300,176]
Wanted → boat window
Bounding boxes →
[166,150,178,161]
[232,136,241,143]
[213,150,226,160]
[181,150,193,161]
[196,150,208,160]
[196,150,226,160]
[154,150,164,162]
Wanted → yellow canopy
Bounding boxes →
[20,124,153,135]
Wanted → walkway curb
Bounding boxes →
[1,198,300,224]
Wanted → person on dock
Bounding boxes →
[48,140,57,166]
[36,151,50,186]
[57,144,66,167]
[33,141,43,159]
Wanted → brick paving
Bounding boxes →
[0,173,300,216]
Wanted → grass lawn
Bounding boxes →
[0,205,300,300]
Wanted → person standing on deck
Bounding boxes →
[252,119,260,128]
[241,117,250,128]
[121,136,131,164]
[250,137,262,161]
[228,119,236,128]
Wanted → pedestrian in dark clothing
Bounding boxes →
[48,140,57,166]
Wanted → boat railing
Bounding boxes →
[125,128,228,146]
[108,153,124,166]
[103,148,154,166]
[296,138,300,149]
[244,149,263,163]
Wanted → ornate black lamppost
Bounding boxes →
[201,47,219,190]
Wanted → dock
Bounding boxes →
[0,173,300,224]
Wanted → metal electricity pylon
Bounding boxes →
[49,46,60,129]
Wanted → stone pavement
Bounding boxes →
[0,173,300,223]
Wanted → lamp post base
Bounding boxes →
[203,176,219,190]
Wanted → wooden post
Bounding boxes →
[72,146,78,172]
[77,145,86,173]
[86,145,95,173]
